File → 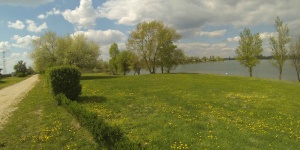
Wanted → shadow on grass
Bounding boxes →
[78,96,107,104]
[81,76,120,80]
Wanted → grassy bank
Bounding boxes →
[79,73,300,149]
[0,76,29,90]
[0,76,98,149]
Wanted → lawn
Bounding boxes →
[79,73,300,149]
[1,73,300,149]
[0,76,30,90]
[0,76,98,149]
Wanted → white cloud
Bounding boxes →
[26,20,47,33]
[260,32,276,40]
[72,29,126,45]
[0,41,11,51]
[0,0,54,6]
[38,7,61,19]
[11,35,39,49]
[227,36,240,42]
[8,20,25,29]
[62,0,100,29]
[99,0,300,36]
[197,29,227,38]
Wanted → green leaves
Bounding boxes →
[235,28,263,77]
[31,31,100,73]
[46,66,82,101]
[127,20,181,74]
[269,17,291,80]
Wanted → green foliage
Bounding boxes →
[127,20,181,74]
[289,36,300,81]
[117,50,131,75]
[269,16,291,80]
[13,60,28,77]
[109,42,120,74]
[55,94,142,149]
[46,66,82,101]
[235,28,263,77]
[31,31,100,73]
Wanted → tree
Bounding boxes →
[157,43,185,73]
[59,34,100,70]
[31,31,58,73]
[14,60,27,77]
[127,20,181,74]
[117,50,131,75]
[27,66,35,75]
[31,31,100,73]
[129,52,143,75]
[269,17,291,80]
[235,28,263,77]
[109,42,120,75]
[289,36,300,82]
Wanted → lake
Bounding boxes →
[174,60,298,81]
[130,60,299,82]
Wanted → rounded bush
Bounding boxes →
[46,66,82,101]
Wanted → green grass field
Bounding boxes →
[0,76,98,149]
[79,73,300,149]
[0,76,29,90]
[1,73,300,149]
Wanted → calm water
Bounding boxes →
[173,60,298,81]
[130,60,299,81]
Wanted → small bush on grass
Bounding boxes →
[46,66,82,101]
[55,94,141,149]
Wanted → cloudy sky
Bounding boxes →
[0,0,300,73]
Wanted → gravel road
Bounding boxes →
[0,75,39,129]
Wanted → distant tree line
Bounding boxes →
[184,56,224,63]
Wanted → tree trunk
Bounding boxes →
[249,67,253,77]
[297,70,300,82]
[161,64,164,73]
[279,65,282,80]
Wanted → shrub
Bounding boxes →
[46,66,82,101]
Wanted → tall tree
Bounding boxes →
[127,20,181,74]
[31,31,58,73]
[269,17,291,80]
[157,43,185,73]
[14,60,27,77]
[61,34,100,70]
[235,28,263,77]
[31,32,100,73]
[289,36,300,82]
[109,42,120,75]
[117,50,131,75]
[129,51,143,75]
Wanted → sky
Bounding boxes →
[0,0,300,73]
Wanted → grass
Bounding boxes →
[0,76,98,149]
[0,76,30,90]
[1,73,300,149]
[78,73,300,149]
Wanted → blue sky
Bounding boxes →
[0,0,300,73]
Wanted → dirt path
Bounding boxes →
[0,75,39,129]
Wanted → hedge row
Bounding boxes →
[55,94,142,149]
[46,66,82,101]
